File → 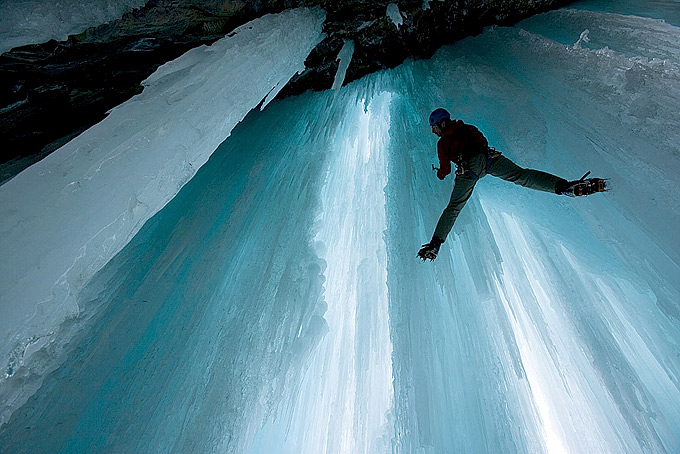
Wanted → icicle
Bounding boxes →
[332,39,355,94]
[386,3,404,29]
[573,29,591,49]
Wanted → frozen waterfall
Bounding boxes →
[1,0,680,453]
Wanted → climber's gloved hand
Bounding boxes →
[417,237,444,261]
[556,171,608,197]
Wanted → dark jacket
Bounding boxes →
[436,120,489,180]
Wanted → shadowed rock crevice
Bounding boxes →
[0,0,573,182]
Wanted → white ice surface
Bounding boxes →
[251,92,394,454]
[331,39,355,93]
[0,0,148,54]
[0,6,325,409]
[386,3,404,29]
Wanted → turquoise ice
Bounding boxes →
[1,1,679,452]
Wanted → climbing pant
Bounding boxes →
[433,153,564,242]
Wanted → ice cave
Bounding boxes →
[1,0,679,452]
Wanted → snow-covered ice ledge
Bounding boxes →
[0,7,325,392]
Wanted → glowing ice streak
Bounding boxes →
[485,209,635,453]
[309,91,394,452]
[250,92,394,453]
[494,268,568,454]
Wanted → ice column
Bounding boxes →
[251,92,395,453]
[0,7,325,425]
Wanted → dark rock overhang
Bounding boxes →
[0,0,574,183]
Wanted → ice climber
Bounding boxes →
[418,108,607,261]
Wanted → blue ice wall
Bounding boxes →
[2,1,680,453]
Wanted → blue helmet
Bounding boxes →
[429,108,450,126]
